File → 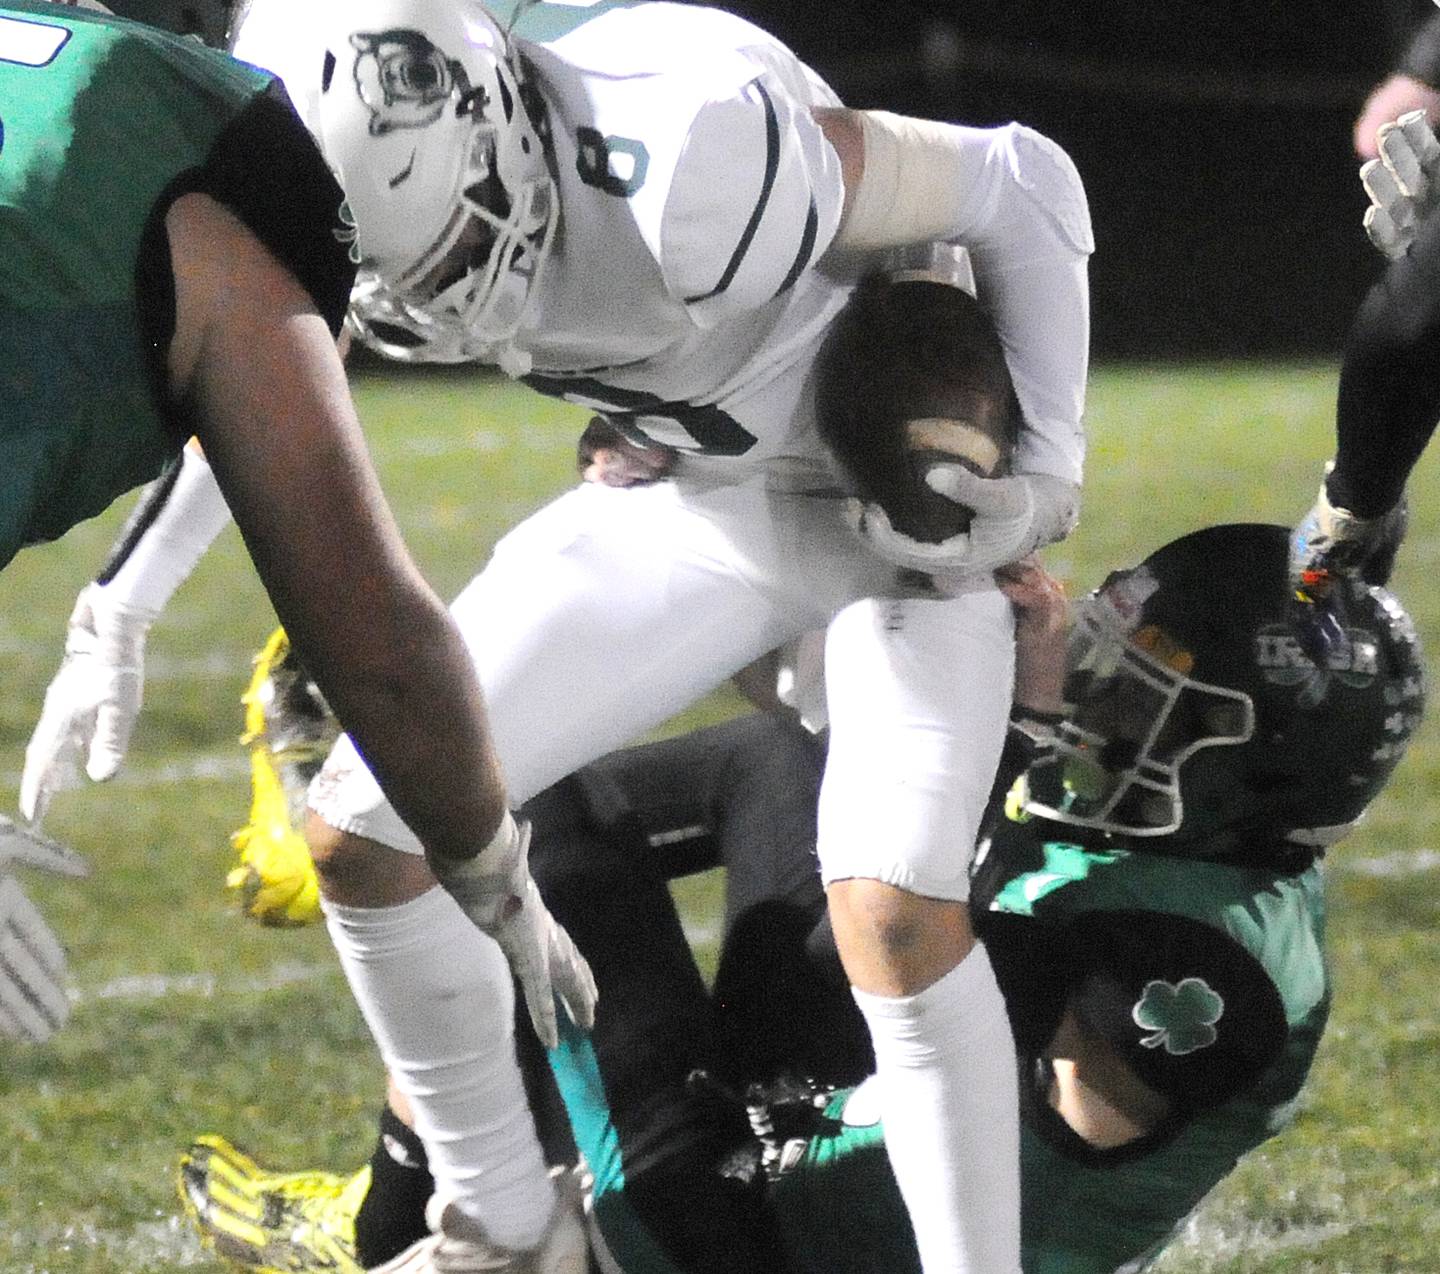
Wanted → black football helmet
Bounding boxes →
[1019,523,1426,860]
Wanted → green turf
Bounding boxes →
[0,361,1435,1272]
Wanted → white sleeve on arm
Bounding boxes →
[97,445,233,614]
[836,113,1092,484]
[658,72,846,328]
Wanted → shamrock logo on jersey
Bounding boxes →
[1132,977,1223,1055]
[350,28,472,136]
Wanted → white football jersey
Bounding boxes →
[232,0,1087,485]
[233,0,854,474]
[508,2,852,470]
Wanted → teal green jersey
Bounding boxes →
[551,813,1326,1274]
[752,836,1327,1274]
[767,1084,920,1274]
[0,1,351,566]
[974,815,1330,1273]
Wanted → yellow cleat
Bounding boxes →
[228,746,324,926]
[227,629,337,926]
[178,1134,368,1274]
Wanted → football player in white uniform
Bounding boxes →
[21,2,1092,1270]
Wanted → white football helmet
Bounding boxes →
[314,0,557,369]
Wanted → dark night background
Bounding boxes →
[123,0,1439,360]
[721,0,1434,359]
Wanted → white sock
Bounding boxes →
[324,887,555,1249]
[851,944,1021,1274]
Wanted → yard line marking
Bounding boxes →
[1,1215,210,1271]
[0,635,245,680]
[681,917,719,949]
[1161,1216,1354,1264]
[78,960,336,1004]
[1337,848,1440,878]
[0,754,249,790]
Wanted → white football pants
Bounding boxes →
[310,472,1014,901]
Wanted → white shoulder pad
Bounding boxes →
[658,71,845,328]
[1001,125,1094,256]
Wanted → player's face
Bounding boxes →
[408,210,497,302]
[1020,580,1255,832]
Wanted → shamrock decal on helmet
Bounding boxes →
[1132,977,1223,1055]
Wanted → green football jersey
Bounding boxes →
[0,1,263,561]
[552,812,1326,1274]
[0,1,350,566]
[761,824,1327,1274]
[977,817,1329,1273]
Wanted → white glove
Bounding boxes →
[0,815,90,1044]
[1289,466,1408,598]
[427,811,598,1050]
[1361,109,1440,260]
[20,583,157,825]
[847,467,1079,585]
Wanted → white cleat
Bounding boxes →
[371,1175,589,1274]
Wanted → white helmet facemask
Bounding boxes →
[316,0,556,372]
[1018,584,1255,837]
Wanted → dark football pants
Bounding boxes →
[519,712,871,1272]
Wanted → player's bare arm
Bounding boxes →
[996,557,1068,716]
[167,191,596,1055]
[166,191,508,862]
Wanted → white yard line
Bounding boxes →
[0,633,243,677]
[680,917,720,950]
[1,1216,211,1272]
[1157,1215,1354,1267]
[1336,847,1440,878]
[79,959,336,1005]
[0,753,249,791]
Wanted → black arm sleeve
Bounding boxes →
[1330,206,1440,516]
[1063,911,1288,1113]
[1398,10,1440,87]
[191,79,356,335]
[134,78,357,406]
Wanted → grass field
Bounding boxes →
[1,362,1437,1273]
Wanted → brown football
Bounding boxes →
[815,272,1020,542]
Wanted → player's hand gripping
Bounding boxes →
[848,466,1079,587]
[427,812,597,1049]
[996,556,1069,715]
[1361,109,1440,260]
[20,583,157,825]
[0,815,90,1043]
[1288,467,1408,661]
